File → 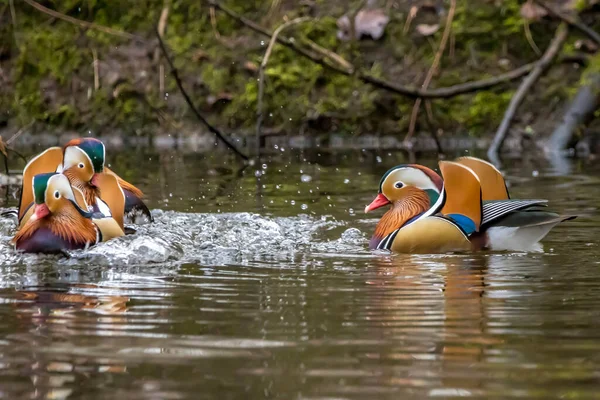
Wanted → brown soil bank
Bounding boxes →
[0,0,599,151]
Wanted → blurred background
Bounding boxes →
[1,0,598,155]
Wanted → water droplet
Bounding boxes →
[255,170,263,177]
[260,40,265,46]
[169,193,173,197]
[290,200,296,205]
[376,156,382,163]
[532,170,539,177]
[301,204,308,210]
[301,174,312,183]
[344,179,350,184]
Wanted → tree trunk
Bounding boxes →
[547,74,600,151]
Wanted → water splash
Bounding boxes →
[0,210,369,267]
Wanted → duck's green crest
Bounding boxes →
[32,173,58,204]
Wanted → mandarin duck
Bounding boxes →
[365,157,575,253]
[13,173,125,253]
[17,138,152,228]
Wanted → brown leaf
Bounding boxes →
[243,61,258,73]
[337,8,390,41]
[192,50,209,62]
[207,92,234,106]
[575,39,599,53]
[520,2,547,21]
[0,136,7,158]
[416,23,440,36]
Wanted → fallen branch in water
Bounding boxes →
[210,1,543,99]
[547,73,600,152]
[488,23,569,158]
[23,0,142,41]
[405,0,456,142]
[533,0,600,46]
[154,27,249,161]
[257,17,309,157]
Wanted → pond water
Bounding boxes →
[0,147,598,399]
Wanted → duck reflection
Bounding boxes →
[7,283,130,399]
[15,283,129,317]
[369,253,545,393]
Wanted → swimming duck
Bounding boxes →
[17,138,152,227]
[365,157,575,253]
[13,173,124,253]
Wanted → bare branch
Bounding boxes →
[533,0,600,46]
[488,23,569,158]
[154,28,249,161]
[405,0,456,142]
[257,17,310,156]
[210,1,542,99]
[23,0,142,41]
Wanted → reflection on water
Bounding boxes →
[0,149,598,399]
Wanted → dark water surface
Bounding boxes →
[0,148,598,399]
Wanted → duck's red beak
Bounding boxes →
[31,204,50,221]
[90,173,100,187]
[365,193,390,213]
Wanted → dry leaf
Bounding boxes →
[192,50,209,62]
[575,39,599,53]
[416,23,440,36]
[520,1,547,21]
[243,61,258,73]
[207,92,233,106]
[0,136,7,158]
[337,9,390,41]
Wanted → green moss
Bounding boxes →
[0,0,585,137]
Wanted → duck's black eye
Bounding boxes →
[78,163,85,169]
[394,182,404,189]
[54,190,60,199]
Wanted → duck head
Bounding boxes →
[29,173,91,222]
[14,173,98,253]
[365,164,444,249]
[61,138,106,207]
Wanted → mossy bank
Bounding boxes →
[1,0,599,142]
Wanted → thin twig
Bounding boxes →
[92,48,100,91]
[488,23,569,158]
[211,1,538,99]
[533,0,600,46]
[157,2,170,99]
[9,0,18,45]
[209,6,221,39]
[23,0,141,41]
[154,28,249,161]
[405,0,456,142]
[6,121,34,146]
[403,5,418,34]
[524,21,541,55]
[301,38,354,72]
[257,17,309,157]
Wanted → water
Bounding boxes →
[0,148,598,399]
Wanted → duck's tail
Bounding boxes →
[485,212,576,252]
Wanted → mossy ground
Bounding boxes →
[0,0,598,140]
